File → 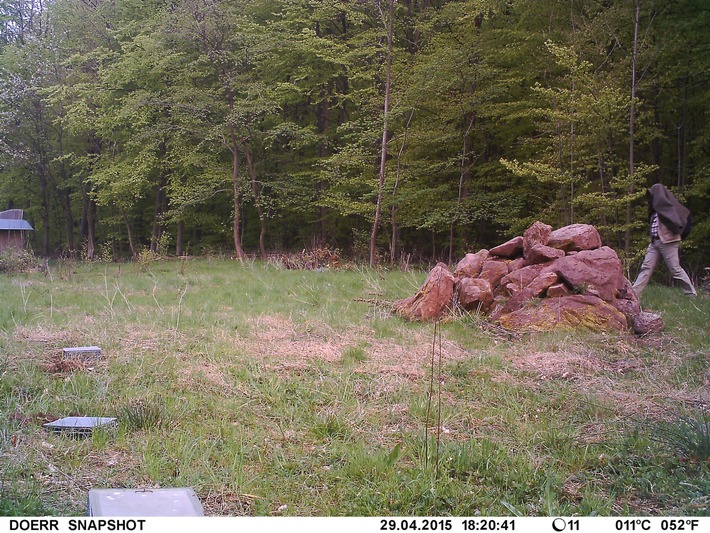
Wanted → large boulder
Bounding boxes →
[393,263,454,321]
[454,250,489,280]
[499,264,546,293]
[457,278,494,313]
[631,311,665,335]
[491,271,560,319]
[489,236,524,259]
[548,224,602,252]
[610,279,642,320]
[526,244,565,265]
[478,259,510,288]
[548,247,626,302]
[507,257,526,273]
[497,295,629,332]
[523,221,553,259]
[547,283,571,297]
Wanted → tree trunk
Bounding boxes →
[86,194,96,260]
[369,0,395,268]
[39,171,50,256]
[59,188,75,253]
[176,220,184,256]
[390,108,415,265]
[677,71,688,193]
[120,207,137,258]
[57,125,75,253]
[150,177,166,254]
[625,0,640,255]
[449,114,475,264]
[244,145,267,259]
[224,83,246,259]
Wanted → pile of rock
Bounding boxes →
[392,222,660,333]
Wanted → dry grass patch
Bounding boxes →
[200,490,255,516]
[177,362,236,395]
[510,349,645,381]
[237,314,472,379]
[507,336,709,421]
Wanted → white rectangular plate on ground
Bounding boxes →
[43,416,117,436]
[87,488,205,516]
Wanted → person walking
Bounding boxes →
[632,183,697,297]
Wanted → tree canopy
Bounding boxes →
[1,0,708,271]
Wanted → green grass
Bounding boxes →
[0,259,708,516]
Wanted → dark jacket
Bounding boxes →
[647,183,690,241]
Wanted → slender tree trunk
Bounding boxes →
[626,0,640,255]
[449,114,475,265]
[120,207,136,258]
[369,0,395,268]
[231,132,245,259]
[596,140,608,228]
[176,220,184,256]
[244,146,267,259]
[150,177,165,254]
[316,85,332,245]
[390,108,415,265]
[677,71,688,193]
[39,171,50,256]
[86,193,96,260]
[226,86,245,259]
[57,125,75,253]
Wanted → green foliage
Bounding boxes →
[117,398,173,431]
[0,0,709,263]
[0,248,40,273]
[0,487,49,516]
[649,413,710,465]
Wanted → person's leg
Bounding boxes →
[658,241,697,296]
[632,243,660,297]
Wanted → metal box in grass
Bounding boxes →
[43,416,117,436]
[62,346,102,361]
[87,488,204,516]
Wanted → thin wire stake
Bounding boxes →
[425,321,437,468]
[435,321,443,478]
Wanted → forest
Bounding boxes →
[0,0,708,271]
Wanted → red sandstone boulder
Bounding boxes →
[526,244,565,265]
[610,279,642,320]
[523,221,552,258]
[393,263,454,321]
[631,311,664,335]
[479,259,510,288]
[454,250,489,280]
[547,283,571,297]
[491,271,560,318]
[456,278,494,313]
[548,247,625,301]
[548,224,602,252]
[497,295,629,332]
[503,282,522,297]
[507,257,526,273]
[499,264,546,293]
[489,236,524,259]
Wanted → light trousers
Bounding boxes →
[632,239,697,296]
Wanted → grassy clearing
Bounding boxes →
[0,258,708,516]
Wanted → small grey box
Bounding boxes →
[87,488,205,516]
[44,417,117,436]
[63,346,102,361]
